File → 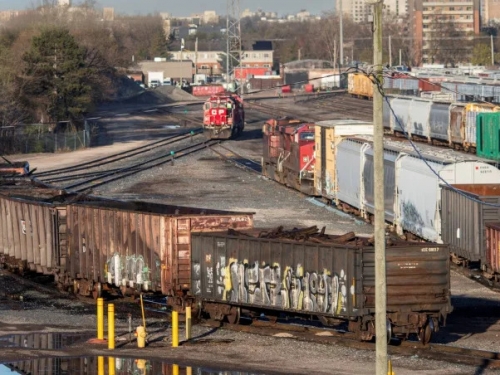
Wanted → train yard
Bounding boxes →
[1,92,500,374]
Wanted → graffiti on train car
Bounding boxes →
[105,253,160,289]
[194,256,356,315]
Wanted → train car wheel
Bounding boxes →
[92,282,102,300]
[418,320,433,345]
[225,307,240,324]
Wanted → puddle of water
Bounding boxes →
[0,357,268,374]
[0,332,93,349]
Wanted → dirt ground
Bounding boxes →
[2,96,500,374]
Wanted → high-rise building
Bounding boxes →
[338,0,408,23]
[410,0,480,63]
[482,0,500,24]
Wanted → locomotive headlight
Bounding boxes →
[303,156,309,162]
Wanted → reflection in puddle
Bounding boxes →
[0,332,92,349]
[0,357,266,374]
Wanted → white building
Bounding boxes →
[58,0,71,6]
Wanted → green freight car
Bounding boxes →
[477,112,500,161]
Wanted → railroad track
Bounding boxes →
[199,318,500,370]
[34,130,203,183]
[208,143,262,174]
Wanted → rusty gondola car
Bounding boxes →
[190,227,452,344]
[0,182,254,299]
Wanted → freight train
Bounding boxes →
[202,93,245,139]
[262,118,500,278]
[348,73,500,160]
[0,179,451,344]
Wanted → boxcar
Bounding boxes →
[441,184,500,268]
[191,231,452,344]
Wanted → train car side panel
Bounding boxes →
[441,184,500,264]
[191,232,452,339]
[395,155,444,242]
[390,97,412,133]
[428,102,451,142]
[477,113,500,161]
[486,223,500,274]
[449,104,465,146]
[191,233,362,317]
[336,139,366,209]
[408,99,432,140]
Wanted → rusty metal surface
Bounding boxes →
[0,195,64,272]
[191,231,451,322]
[486,223,500,274]
[441,184,500,263]
[66,202,254,295]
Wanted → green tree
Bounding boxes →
[19,27,96,125]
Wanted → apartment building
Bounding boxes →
[482,0,500,24]
[338,0,408,23]
[411,0,480,62]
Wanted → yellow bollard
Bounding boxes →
[172,311,179,347]
[108,357,115,375]
[97,356,104,375]
[186,366,192,375]
[185,306,192,340]
[108,303,115,350]
[135,326,146,348]
[172,364,179,375]
[97,298,104,340]
[388,359,395,375]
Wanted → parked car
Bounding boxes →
[149,80,160,88]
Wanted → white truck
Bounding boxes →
[148,72,164,88]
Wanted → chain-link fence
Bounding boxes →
[0,127,90,155]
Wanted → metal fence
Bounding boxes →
[0,129,90,155]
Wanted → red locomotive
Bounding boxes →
[202,93,245,139]
[262,117,316,195]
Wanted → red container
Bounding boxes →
[192,85,225,97]
[281,85,291,94]
[234,67,271,80]
[304,84,314,93]
[418,79,441,92]
[486,223,500,274]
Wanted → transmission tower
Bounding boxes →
[226,0,242,84]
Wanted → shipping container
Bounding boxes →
[192,85,225,97]
[314,120,373,198]
[486,223,500,274]
[477,112,500,161]
[65,200,254,296]
[191,231,451,340]
[441,184,500,264]
[419,78,442,92]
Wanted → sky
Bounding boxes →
[0,0,335,17]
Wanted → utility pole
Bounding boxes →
[399,49,402,66]
[491,34,495,66]
[195,37,198,76]
[388,35,392,67]
[371,1,387,374]
[339,0,344,69]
